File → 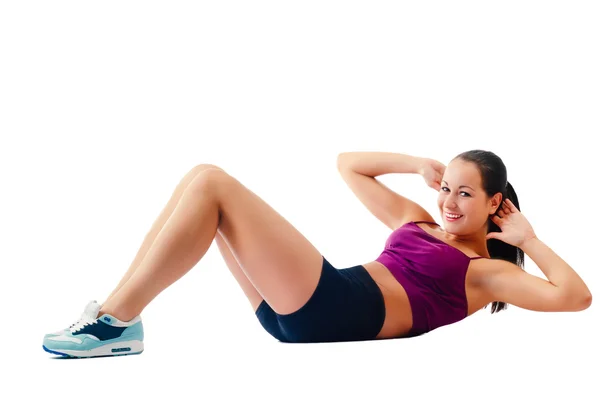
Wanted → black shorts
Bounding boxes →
[255,256,386,343]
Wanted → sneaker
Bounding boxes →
[43,300,101,339]
[43,300,144,358]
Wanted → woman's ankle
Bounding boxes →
[98,305,136,323]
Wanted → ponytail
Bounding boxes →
[484,180,526,313]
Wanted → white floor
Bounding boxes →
[24,306,600,399]
[23,262,598,400]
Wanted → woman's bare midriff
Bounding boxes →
[362,260,414,339]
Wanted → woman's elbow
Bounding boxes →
[567,291,592,311]
[580,291,592,310]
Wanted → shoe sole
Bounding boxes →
[43,340,144,358]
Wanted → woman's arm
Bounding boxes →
[337,151,426,177]
[483,198,592,312]
[519,236,592,306]
[337,152,435,230]
[483,237,592,312]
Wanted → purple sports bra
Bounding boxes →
[375,220,486,337]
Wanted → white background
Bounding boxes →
[1,1,598,399]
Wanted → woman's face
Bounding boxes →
[436,159,501,232]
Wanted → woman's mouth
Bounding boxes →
[445,212,463,222]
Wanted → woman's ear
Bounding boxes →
[489,192,502,214]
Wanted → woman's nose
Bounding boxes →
[444,199,458,209]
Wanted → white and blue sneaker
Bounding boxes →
[43,300,144,358]
[43,300,101,339]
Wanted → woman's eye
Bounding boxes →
[441,187,470,197]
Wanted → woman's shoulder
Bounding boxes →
[473,257,514,270]
[468,257,519,290]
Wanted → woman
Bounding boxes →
[42,150,592,357]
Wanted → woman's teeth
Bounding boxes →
[445,213,463,221]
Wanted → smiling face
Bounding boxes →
[437,158,502,231]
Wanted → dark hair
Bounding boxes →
[453,149,525,314]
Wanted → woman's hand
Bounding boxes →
[419,158,446,191]
[486,198,537,247]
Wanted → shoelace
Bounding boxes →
[68,312,97,333]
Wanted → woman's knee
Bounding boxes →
[189,163,225,176]
[186,167,232,198]
[177,163,226,189]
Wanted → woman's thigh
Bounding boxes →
[195,168,324,315]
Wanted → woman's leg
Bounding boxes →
[102,164,228,306]
[99,167,324,321]
[214,231,264,311]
